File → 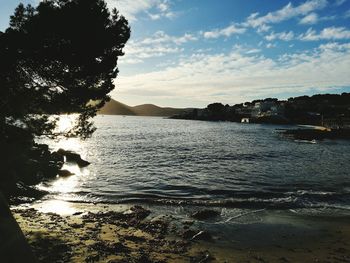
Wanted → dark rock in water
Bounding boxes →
[0,140,65,200]
[0,129,69,199]
[13,182,48,199]
[20,159,43,185]
[51,151,64,164]
[30,144,50,159]
[17,144,64,185]
[191,231,213,242]
[76,158,90,167]
[10,196,37,205]
[58,169,75,177]
[42,161,62,179]
[56,149,90,167]
[191,209,220,220]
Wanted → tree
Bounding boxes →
[0,0,130,197]
[0,0,130,138]
[207,103,225,120]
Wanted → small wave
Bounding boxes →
[38,184,350,212]
[294,139,317,144]
[46,191,350,212]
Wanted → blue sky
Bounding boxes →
[1,0,350,107]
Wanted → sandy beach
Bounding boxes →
[10,201,350,263]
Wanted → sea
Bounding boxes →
[37,115,350,216]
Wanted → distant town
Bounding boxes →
[172,93,350,129]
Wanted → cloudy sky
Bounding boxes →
[1,0,350,107]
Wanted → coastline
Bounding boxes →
[4,116,350,262]
[11,200,350,262]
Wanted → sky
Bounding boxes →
[1,0,350,107]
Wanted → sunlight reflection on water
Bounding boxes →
[37,118,90,197]
[37,163,90,194]
[54,138,85,155]
[36,116,350,211]
[52,115,87,156]
[55,114,78,133]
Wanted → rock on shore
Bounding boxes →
[11,205,218,263]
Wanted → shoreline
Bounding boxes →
[281,127,350,141]
[11,200,350,262]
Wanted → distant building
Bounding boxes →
[235,105,253,117]
[251,101,284,118]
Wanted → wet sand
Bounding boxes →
[11,202,350,262]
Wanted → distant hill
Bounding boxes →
[132,104,186,116]
[98,99,188,117]
[98,100,135,115]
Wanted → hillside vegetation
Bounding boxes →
[98,99,188,117]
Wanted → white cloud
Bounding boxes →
[122,41,182,62]
[114,42,350,107]
[148,0,177,20]
[299,12,319,24]
[245,0,328,29]
[246,49,261,54]
[158,0,169,12]
[266,43,277,48]
[257,24,271,33]
[105,0,155,21]
[120,31,197,64]
[300,27,350,41]
[319,42,350,50]
[148,13,161,20]
[203,24,246,39]
[121,58,144,64]
[106,0,175,22]
[141,31,197,45]
[299,13,337,25]
[231,44,261,54]
[265,31,294,41]
[134,46,181,58]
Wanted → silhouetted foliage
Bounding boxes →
[285,93,350,123]
[207,103,226,120]
[0,0,130,198]
[173,93,350,125]
[1,0,130,138]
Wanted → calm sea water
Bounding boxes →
[38,115,350,211]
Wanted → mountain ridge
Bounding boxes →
[98,99,190,117]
